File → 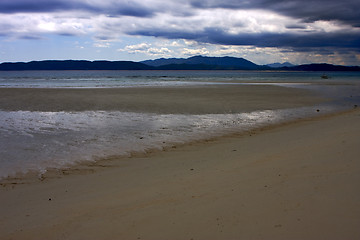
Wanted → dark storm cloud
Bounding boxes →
[285,24,307,30]
[19,35,43,40]
[127,27,360,51]
[210,31,360,49]
[1,0,359,62]
[0,0,94,13]
[190,0,360,27]
[110,4,154,17]
[0,0,154,17]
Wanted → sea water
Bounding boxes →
[0,70,359,179]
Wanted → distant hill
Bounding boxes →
[0,60,152,71]
[141,58,187,67]
[280,63,360,71]
[142,56,266,70]
[0,57,359,71]
[155,63,227,70]
[267,62,294,68]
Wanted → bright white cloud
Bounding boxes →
[93,42,111,48]
[181,48,210,56]
[122,43,151,52]
[118,43,173,57]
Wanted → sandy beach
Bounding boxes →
[0,85,326,113]
[0,83,359,239]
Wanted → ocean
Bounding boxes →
[0,70,359,179]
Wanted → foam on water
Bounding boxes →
[0,104,343,179]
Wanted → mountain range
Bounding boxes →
[141,56,263,70]
[0,56,359,71]
[266,62,295,68]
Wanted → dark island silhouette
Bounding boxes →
[0,56,359,71]
[141,56,265,70]
[0,60,151,71]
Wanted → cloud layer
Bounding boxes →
[190,0,360,27]
[0,0,359,64]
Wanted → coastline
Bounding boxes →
[1,108,359,239]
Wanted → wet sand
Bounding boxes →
[0,85,359,239]
[0,85,326,113]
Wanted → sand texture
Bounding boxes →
[0,85,326,113]
[1,108,359,240]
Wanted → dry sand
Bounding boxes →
[0,85,326,113]
[1,107,359,239]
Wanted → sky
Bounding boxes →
[0,0,359,65]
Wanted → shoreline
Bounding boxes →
[0,107,357,185]
[1,108,359,239]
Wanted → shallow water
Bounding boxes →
[0,70,359,88]
[0,105,345,178]
[0,70,359,179]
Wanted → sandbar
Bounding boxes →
[0,85,327,113]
